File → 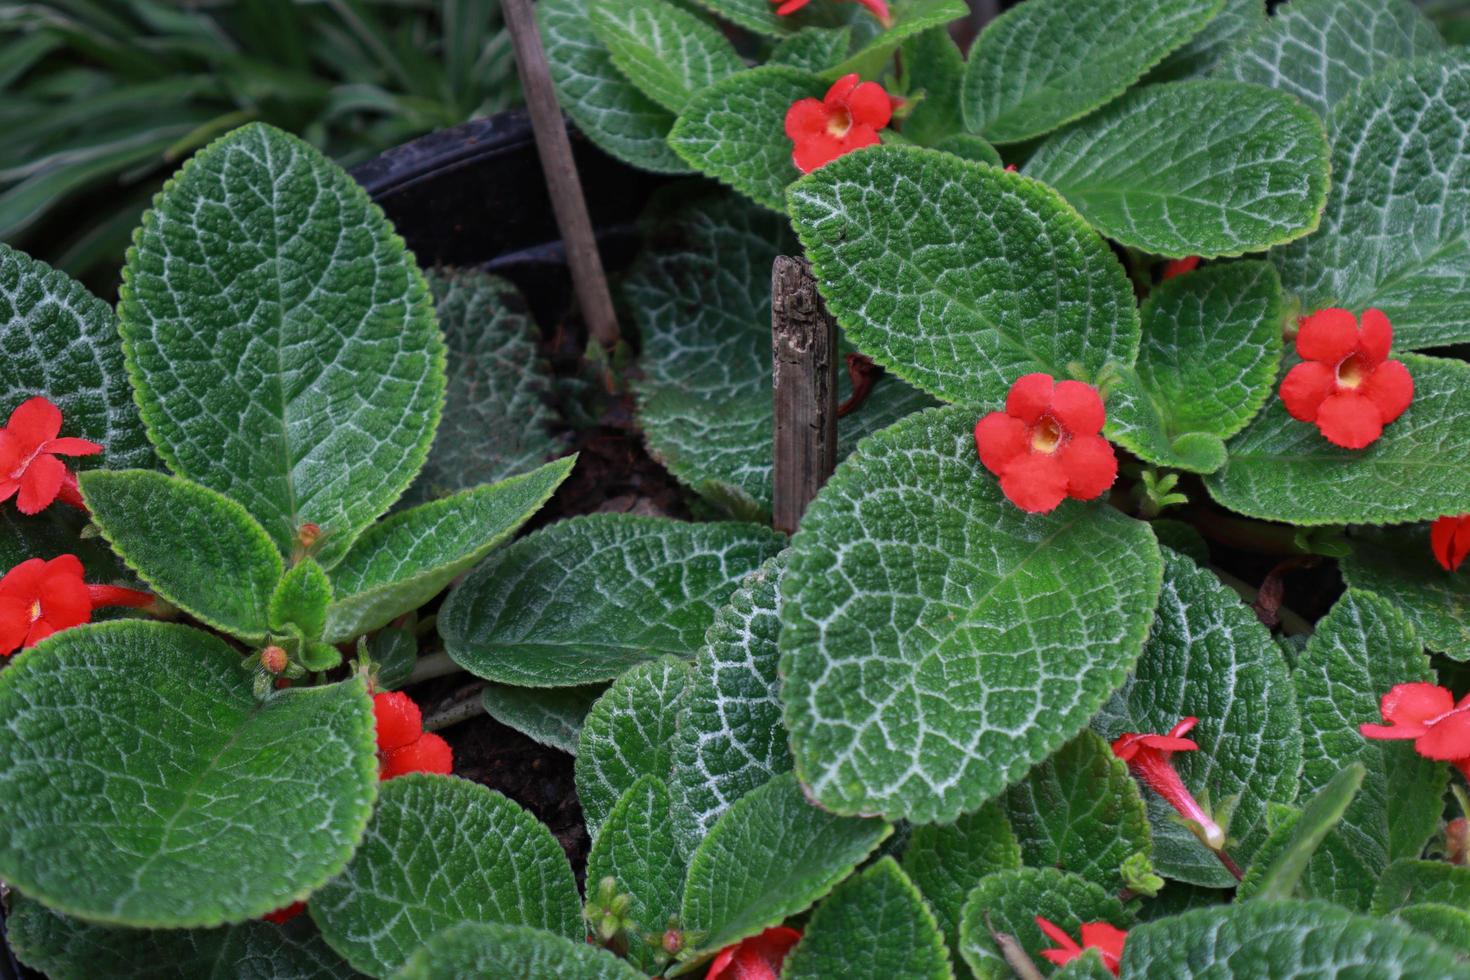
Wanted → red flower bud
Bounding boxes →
[297,523,322,548]
[261,645,288,674]
[372,690,454,780]
[263,901,305,924]
[1161,256,1200,280]
[1431,515,1470,573]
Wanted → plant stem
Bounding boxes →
[423,684,488,732]
[1210,566,1313,636]
[1188,509,1307,556]
[407,651,462,685]
[1216,848,1245,882]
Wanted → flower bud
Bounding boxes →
[298,523,322,548]
[261,645,288,675]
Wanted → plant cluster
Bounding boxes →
[3,0,1470,978]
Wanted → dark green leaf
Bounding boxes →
[1237,763,1365,901]
[585,776,684,973]
[1342,528,1470,659]
[958,868,1129,980]
[270,558,331,639]
[395,923,644,980]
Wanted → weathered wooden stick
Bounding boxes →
[772,256,838,535]
[501,0,621,350]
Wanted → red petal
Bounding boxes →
[263,901,306,924]
[1135,734,1199,752]
[735,926,802,976]
[1447,516,1470,570]
[373,691,423,751]
[846,82,892,128]
[853,0,890,22]
[1295,308,1359,363]
[25,620,55,648]
[1415,709,1470,760]
[1167,717,1199,739]
[5,396,62,449]
[838,124,883,154]
[40,569,92,630]
[975,413,1027,475]
[0,596,31,656]
[381,732,454,779]
[1005,373,1055,424]
[1049,381,1105,435]
[0,557,48,599]
[1358,308,1393,365]
[999,453,1068,514]
[1455,519,1470,573]
[43,437,101,458]
[16,453,65,514]
[0,429,24,478]
[1060,434,1117,501]
[1162,256,1200,280]
[1079,921,1128,960]
[1316,392,1383,449]
[1362,359,1413,424]
[1381,682,1455,727]
[1035,916,1081,955]
[785,99,829,142]
[774,0,808,13]
[792,134,844,174]
[1279,362,1335,422]
[1361,722,1424,740]
[824,73,861,105]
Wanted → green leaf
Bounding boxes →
[585,776,685,973]
[669,66,826,212]
[590,0,744,114]
[687,0,864,38]
[364,625,418,690]
[480,683,602,756]
[1272,52,1470,349]
[1237,763,1365,902]
[118,123,446,562]
[827,0,970,79]
[539,0,692,173]
[770,28,852,73]
[79,469,283,641]
[8,896,357,980]
[439,514,784,687]
[958,868,1129,980]
[1025,82,1329,257]
[407,271,561,505]
[1372,859,1470,915]
[1215,0,1442,119]
[310,774,582,977]
[1395,903,1470,954]
[896,28,967,146]
[270,558,331,639]
[0,242,154,471]
[322,458,574,643]
[1004,730,1153,893]
[960,0,1225,143]
[1095,549,1301,887]
[1117,899,1470,978]
[780,406,1163,822]
[671,555,790,857]
[932,134,1003,166]
[788,145,1140,410]
[1292,590,1445,909]
[0,621,376,927]
[1149,0,1265,81]
[1206,354,1470,525]
[1342,527,1470,659]
[631,192,935,517]
[1105,262,1285,474]
[395,923,644,980]
[783,857,953,980]
[680,772,891,954]
[577,657,690,838]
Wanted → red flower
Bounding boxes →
[0,555,154,656]
[1112,717,1224,850]
[1162,256,1200,280]
[373,690,453,780]
[0,397,101,514]
[785,74,891,174]
[974,374,1117,514]
[1035,916,1127,976]
[1279,308,1412,449]
[263,901,305,924]
[706,926,802,980]
[768,0,890,25]
[1432,515,1470,573]
[1360,682,1470,762]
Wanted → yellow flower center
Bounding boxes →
[1031,417,1064,454]
[1337,354,1366,389]
[29,599,41,623]
[826,106,852,138]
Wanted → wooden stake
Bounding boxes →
[772,256,838,534]
[501,0,621,350]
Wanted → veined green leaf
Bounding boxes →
[1342,527,1470,659]
[1393,903,1470,956]
[1372,859,1470,915]
[1237,763,1364,902]
[590,0,744,114]
[480,683,601,756]
[585,776,685,973]
[826,0,969,79]
[1149,0,1265,81]
[958,868,1130,980]
[902,803,1020,970]
[769,28,852,73]
[897,28,967,146]
[269,558,331,639]
[395,923,644,980]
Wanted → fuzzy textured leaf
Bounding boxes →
[1105,261,1284,474]
[1372,859,1470,915]
[686,0,861,38]
[1272,52,1470,349]
[0,621,376,927]
[1004,730,1152,893]
[1394,903,1470,955]
[770,28,852,72]
[576,657,690,838]
[783,857,953,980]
[780,406,1163,823]
[899,29,967,146]
[1292,590,1445,909]
[680,772,890,954]
[585,776,684,973]
[1237,763,1364,902]
[80,469,283,640]
[323,457,573,642]
[1342,528,1470,659]
[480,684,601,756]
[0,243,153,471]
[270,559,331,639]
[960,0,1225,143]
[119,123,445,563]
[1150,0,1265,81]
[8,897,357,980]
[440,514,784,687]
[1117,899,1470,978]
[1025,81,1329,257]
[1215,0,1442,119]
[789,146,1140,410]
[1095,549,1301,887]
[310,775,582,977]
[671,555,790,858]
[958,868,1130,980]
[539,0,691,173]
[1206,354,1470,525]
[590,0,744,114]
[826,0,969,78]
[395,923,644,980]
